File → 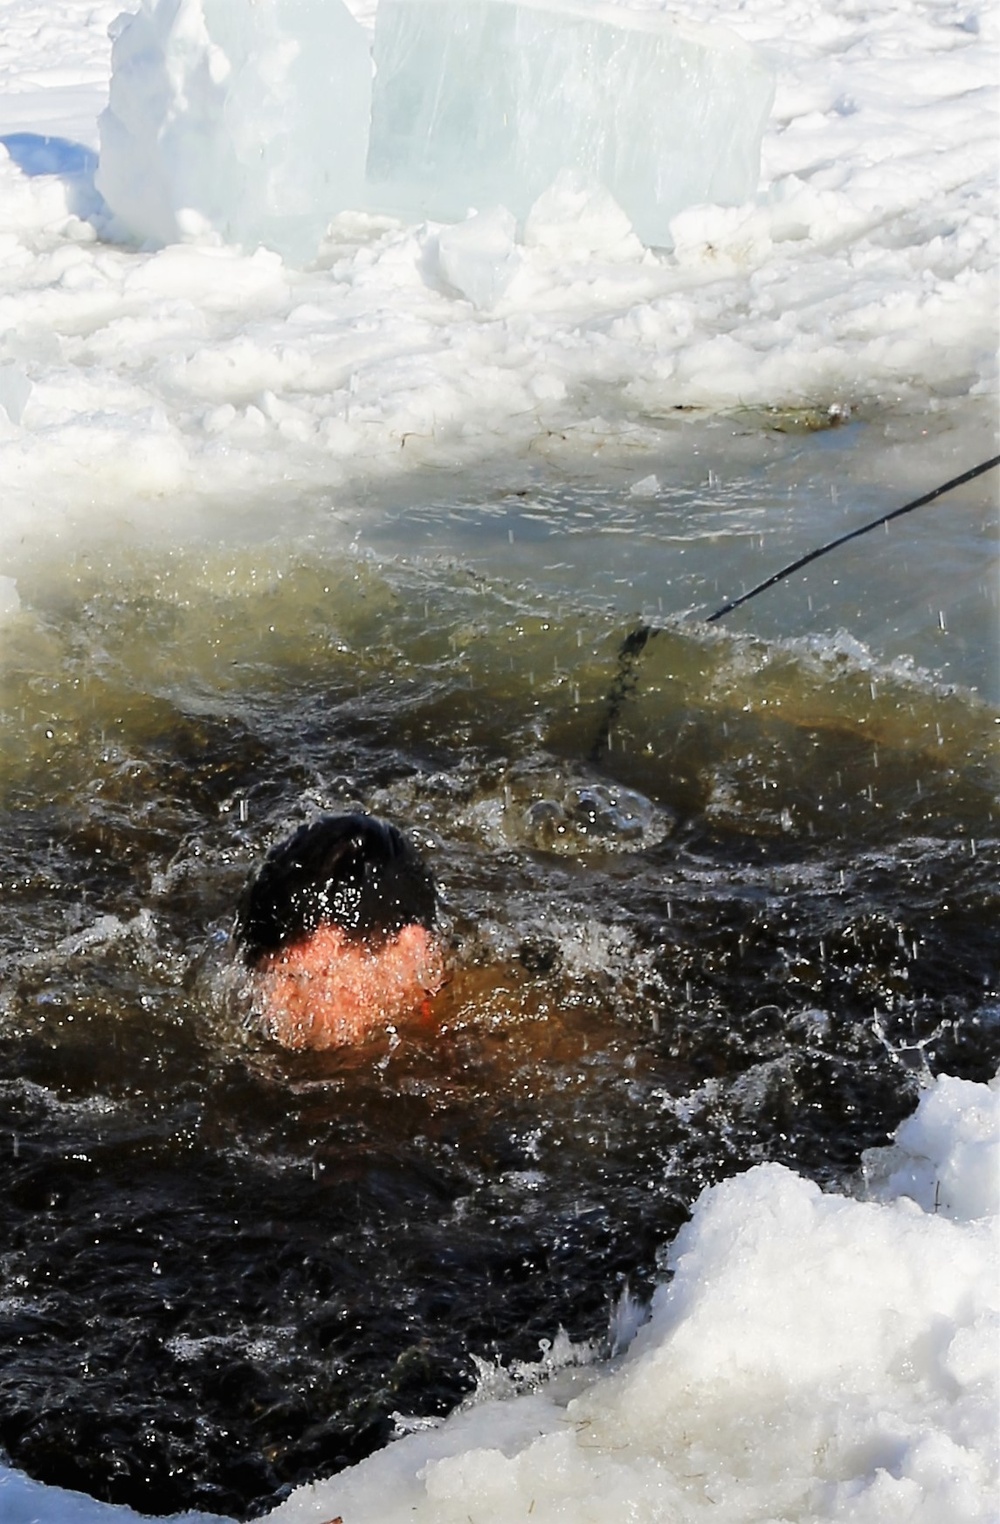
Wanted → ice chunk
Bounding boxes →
[97,0,772,263]
[523,170,644,262]
[864,1072,1000,1223]
[96,0,373,264]
[670,200,774,269]
[434,205,521,309]
[0,363,32,425]
[367,0,775,247]
[629,473,661,498]
[263,1073,1000,1524]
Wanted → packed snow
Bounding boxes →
[0,0,996,577]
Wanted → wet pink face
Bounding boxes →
[251,922,445,1050]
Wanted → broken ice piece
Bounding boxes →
[367,0,775,247]
[97,0,373,264]
[434,206,521,309]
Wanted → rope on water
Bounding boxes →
[589,453,1000,764]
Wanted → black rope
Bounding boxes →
[589,453,1000,763]
[587,623,653,764]
[706,453,1000,624]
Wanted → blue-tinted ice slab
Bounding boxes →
[97,0,372,264]
[367,0,776,246]
[97,0,773,263]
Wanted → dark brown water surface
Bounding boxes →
[0,503,997,1516]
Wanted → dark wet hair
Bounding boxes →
[235,813,437,965]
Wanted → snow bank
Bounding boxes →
[266,1071,999,1524]
[0,0,996,568]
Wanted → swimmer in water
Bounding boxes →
[235,813,445,1050]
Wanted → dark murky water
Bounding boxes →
[0,423,997,1517]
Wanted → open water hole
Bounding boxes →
[0,406,997,1517]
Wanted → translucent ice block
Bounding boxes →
[97,0,373,264]
[366,0,776,246]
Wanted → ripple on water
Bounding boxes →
[0,533,996,1516]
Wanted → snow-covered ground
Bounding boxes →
[0,1,996,1520]
[0,0,996,578]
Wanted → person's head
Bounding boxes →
[235,813,443,1049]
